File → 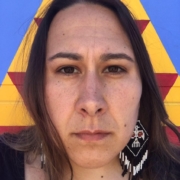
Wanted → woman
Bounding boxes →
[0,0,180,180]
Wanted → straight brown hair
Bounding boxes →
[2,0,180,180]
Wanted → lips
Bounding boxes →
[74,130,110,141]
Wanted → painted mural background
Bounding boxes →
[0,0,180,142]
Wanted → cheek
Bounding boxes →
[106,78,141,110]
[104,78,142,133]
[44,81,76,126]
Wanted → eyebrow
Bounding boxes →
[48,52,83,61]
[48,52,134,62]
[100,53,134,62]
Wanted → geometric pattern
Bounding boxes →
[8,72,25,97]
[126,120,149,157]
[34,18,43,26]
[0,0,180,142]
[135,20,150,34]
[0,0,42,85]
[156,73,178,100]
[141,0,180,75]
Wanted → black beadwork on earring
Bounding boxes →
[119,120,149,180]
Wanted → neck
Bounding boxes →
[65,157,129,180]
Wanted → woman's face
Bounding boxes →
[45,3,142,169]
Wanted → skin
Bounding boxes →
[25,154,47,180]
[40,3,142,180]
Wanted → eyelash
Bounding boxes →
[103,66,126,74]
[56,65,126,75]
[57,66,80,75]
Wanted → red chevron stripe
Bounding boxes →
[34,18,42,26]
[155,73,178,100]
[135,20,150,34]
[0,126,27,134]
[8,72,25,98]
[165,126,180,145]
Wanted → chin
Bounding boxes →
[76,160,110,169]
[70,151,119,169]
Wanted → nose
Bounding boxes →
[75,73,108,117]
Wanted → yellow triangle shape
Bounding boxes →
[0,74,21,101]
[0,101,34,126]
[0,75,34,125]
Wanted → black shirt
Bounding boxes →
[0,140,24,180]
[0,139,180,180]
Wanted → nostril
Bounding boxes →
[81,108,102,115]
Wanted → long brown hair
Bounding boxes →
[2,0,180,180]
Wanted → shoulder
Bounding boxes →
[0,135,25,180]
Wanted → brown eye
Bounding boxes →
[63,67,75,73]
[58,66,79,74]
[104,66,125,73]
[108,66,119,72]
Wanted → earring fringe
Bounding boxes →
[41,143,46,169]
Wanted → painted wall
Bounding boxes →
[0,0,180,142]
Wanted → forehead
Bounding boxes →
[46,3,134,59]
[50,3,122,32]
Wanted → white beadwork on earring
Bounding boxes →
[119,120,149,180]
[41,143,46,169]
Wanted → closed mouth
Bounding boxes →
[74,130,110,141]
